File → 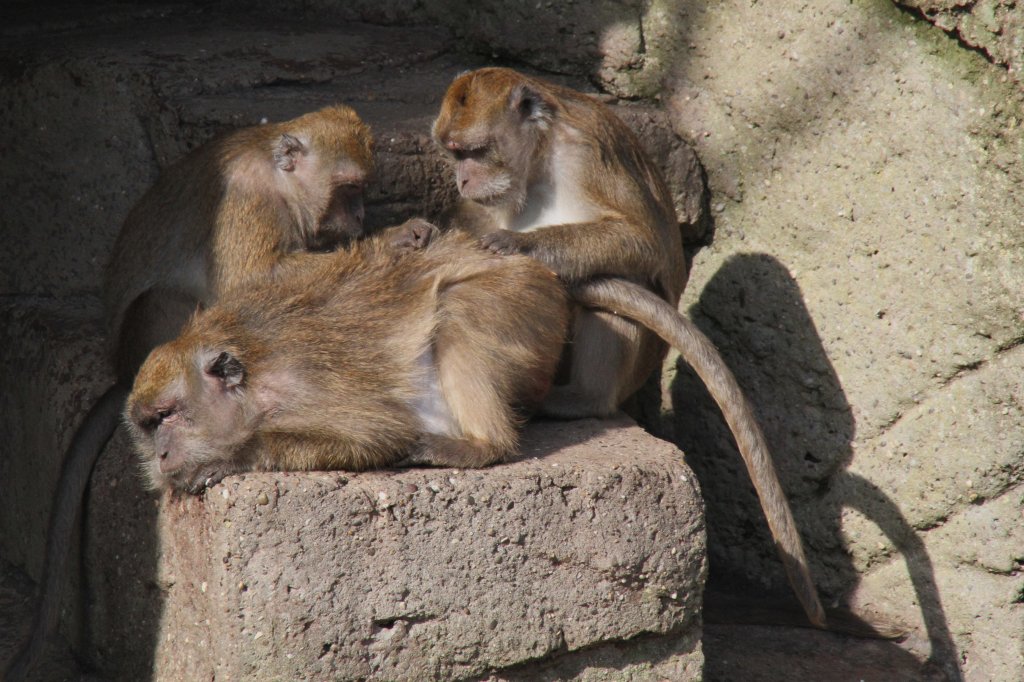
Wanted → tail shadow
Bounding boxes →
[664,253,961,680]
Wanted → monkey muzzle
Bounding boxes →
[312,187,366,251]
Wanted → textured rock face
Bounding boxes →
[897,0,1024,86]
[658,1,1024,680]
[82,421,704,681]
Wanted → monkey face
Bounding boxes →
[273,107,375,252]
[433,68,554,210]
[309,180,366,251]
[127,345,255,493]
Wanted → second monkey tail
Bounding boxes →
[569,276,827,629]
[4,383,129,682]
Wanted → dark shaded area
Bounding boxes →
[665,254,960,680]
[704,622,948,682]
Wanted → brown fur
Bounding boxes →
[106,104,374,383]
[125,230,568,494]
[432,67,686,418]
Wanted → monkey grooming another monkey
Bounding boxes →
[5,105,378,681]
[124,229,568,492]
[106,103,376,381]
[432,66,687,420]
[432,67,826,629]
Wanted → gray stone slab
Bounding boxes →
[78,420,704,680]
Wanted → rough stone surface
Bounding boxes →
[897,0,1024,88]
[75,420,705,681]
[206,0,690,98]
[658,1,1024,679]
[0,298,108,575]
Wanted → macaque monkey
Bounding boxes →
[6,105,378,680]
[106,103,375,382]
[432,68,826,628]
[432,66,687,420]
[125,229,567,492]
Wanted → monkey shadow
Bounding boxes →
[663,253,961,680]
[79,429,163,680]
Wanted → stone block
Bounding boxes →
[80,420,704,680]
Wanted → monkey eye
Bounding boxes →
[452,146,486,162]
[139,407,176,432]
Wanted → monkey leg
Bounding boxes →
[540,309,652,419]
[424,319,522,467]
[402,433,508,469]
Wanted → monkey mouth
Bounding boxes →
[459,176,515,205]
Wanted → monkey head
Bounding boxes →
[432,68,555,210]
[274,104,375,251]
[126,333,265,493]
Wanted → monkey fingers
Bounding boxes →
[479,229,530,256]
[386,218,440,252]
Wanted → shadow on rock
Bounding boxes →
[664,253,961,680]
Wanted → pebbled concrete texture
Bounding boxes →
[76,420,705,681]
[654,1,1024,680]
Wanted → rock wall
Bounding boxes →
[657,2,1024,680]
[897,0,1024,87]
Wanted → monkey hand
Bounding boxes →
[388,218,439,252]
[479,229,530,256]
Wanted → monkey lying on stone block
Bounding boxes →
[124,227,569,493]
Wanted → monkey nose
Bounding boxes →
[157,451,179,474]
[446,139,461,151]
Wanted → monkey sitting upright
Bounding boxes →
[124,229,568,492]
[6,104,380,681]
[107,103,376,382]
[432,68,827,629]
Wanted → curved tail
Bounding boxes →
[570,277,827,628]
[4,383,129,681]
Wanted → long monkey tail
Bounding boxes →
[569,277,827,629]
[4,383,129,682]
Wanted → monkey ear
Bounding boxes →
[206,351,245,389]
[509,84,553,124]
[273,133,306,172]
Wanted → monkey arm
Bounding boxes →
[211,194,291,296]
[481,218,668,287]
[440,200,501,237]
